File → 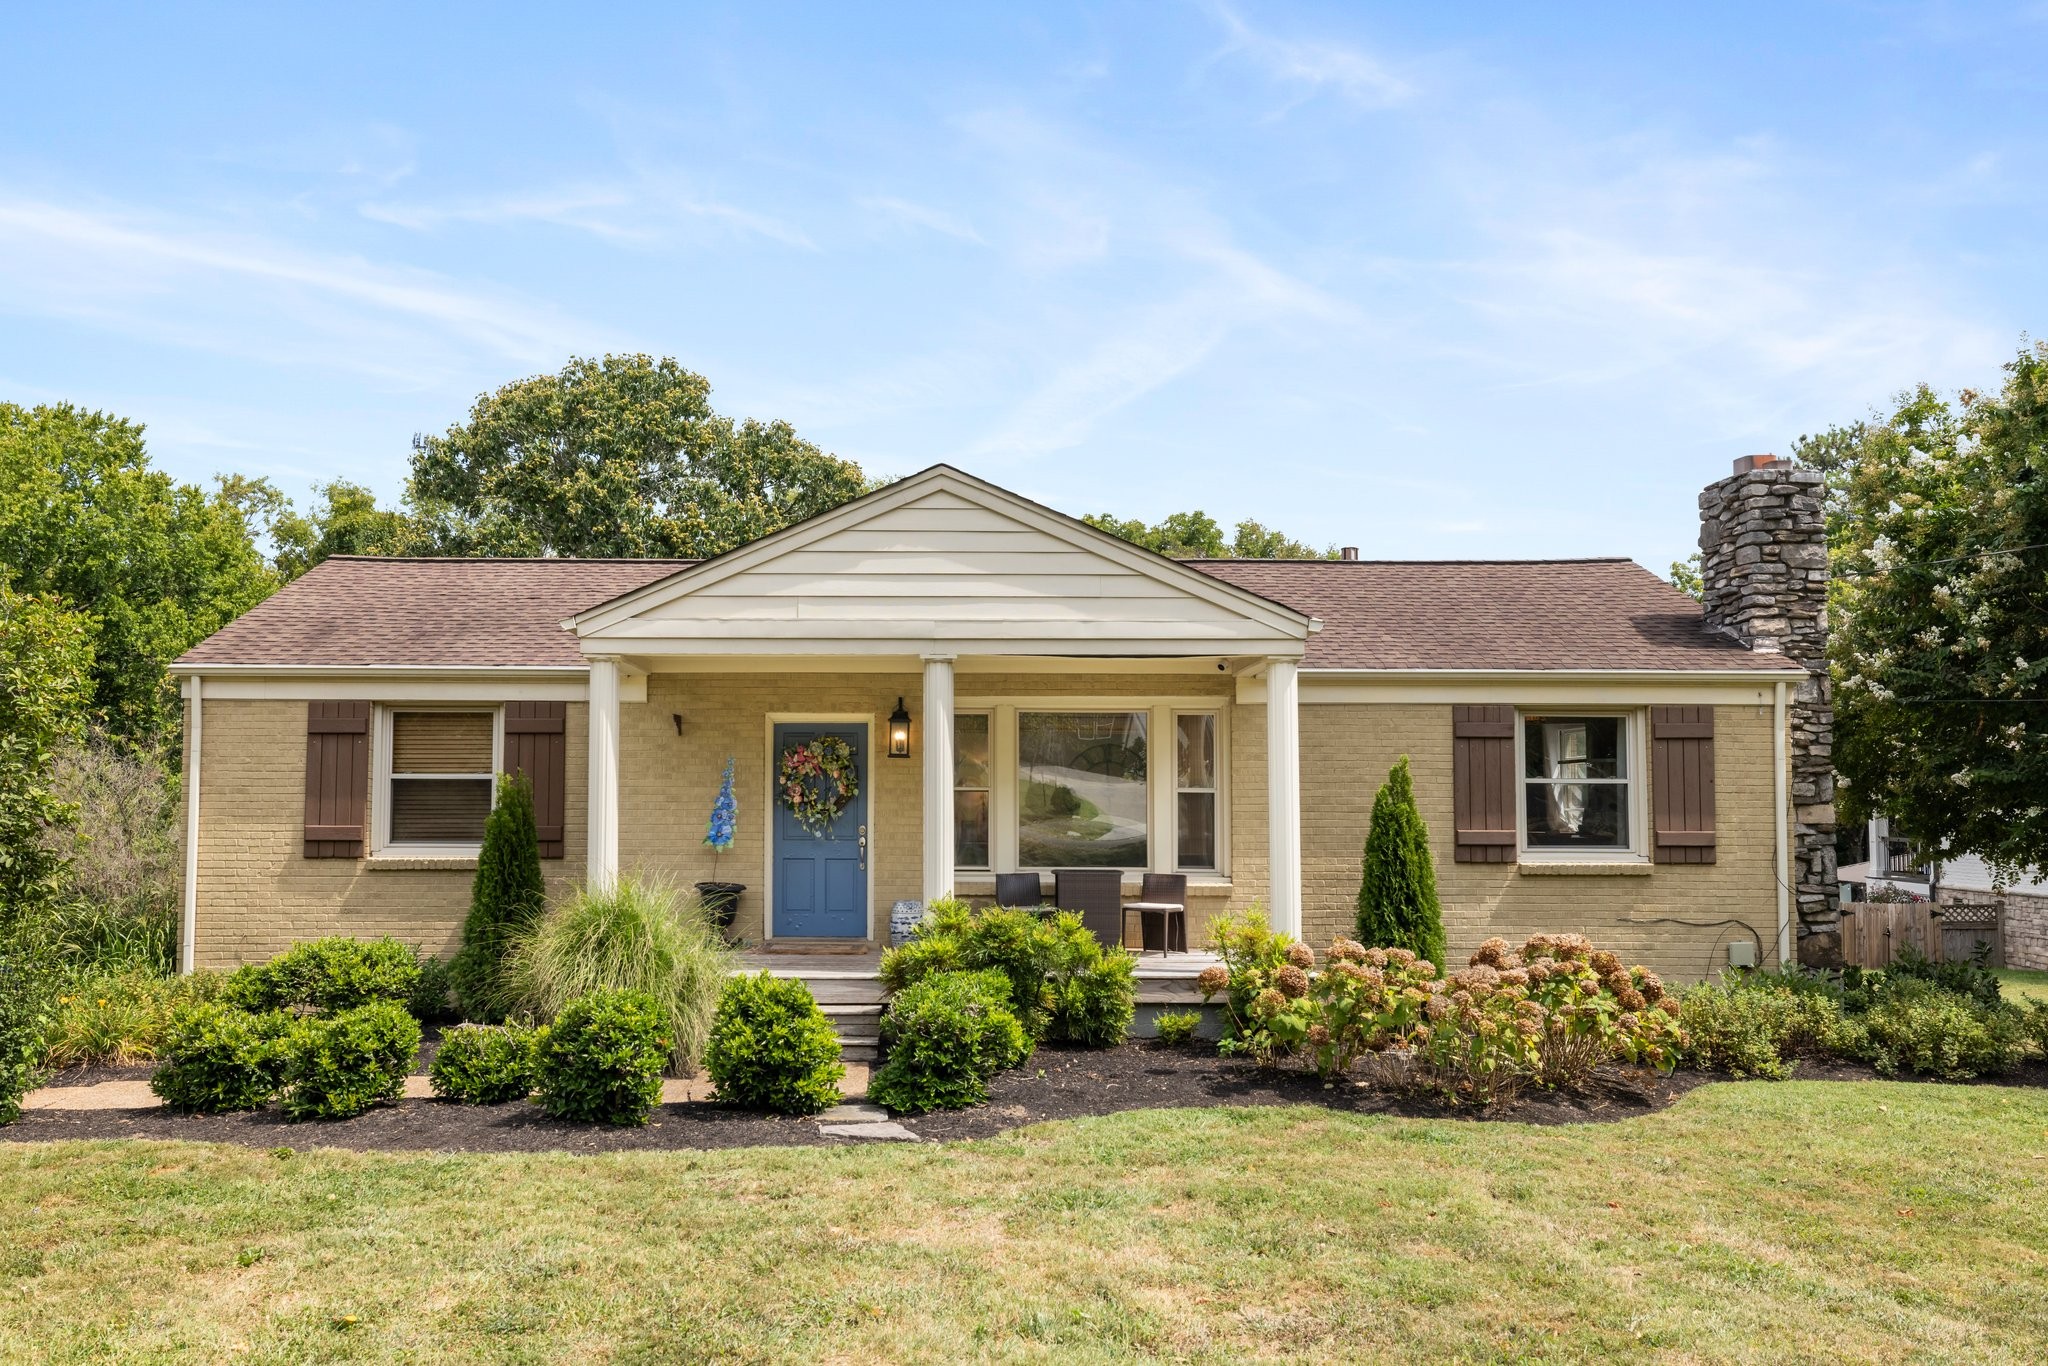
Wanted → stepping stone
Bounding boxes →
[816,1120,919,1142]
[816,1102,890,1123]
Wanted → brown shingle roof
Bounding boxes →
[175,557,689,669]
[177,553,1799,674]
[1189,558,1802,672]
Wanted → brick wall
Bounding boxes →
[189,698,589,969]
[1289,701,1785,981]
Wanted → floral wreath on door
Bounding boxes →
[777,735,861,835]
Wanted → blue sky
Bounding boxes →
[3,2,2043,572]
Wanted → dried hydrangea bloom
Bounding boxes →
[1307,1024,1331,1046]
[1616,1011,1640,1031]
[1362,947,1390,968]
[1589,949,1624,977]
[1451,964,1500,992]
[1471,937,1513,968]
[1334,961,1371,982]
[1412,960,1438,980]
[1384,947,1417,967]
[1285,941,1316,970]
[1328,937,1367,963]
[1524,960,1553,983]
[1498,967,1529,989]
[1633,969,1665,1003]
[1513,998,1547,1023]
[1196,964,1230,996]
[1616,985,1647,1012]
[1255,988,1287,1015]
[1276,964,1310,998]
[1657,996,1680,1017]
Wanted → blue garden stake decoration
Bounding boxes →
[696,758,745,932]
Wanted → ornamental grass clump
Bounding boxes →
[531,989,669,1126]
[428,1022,538,1104]
[504,876,733,1074]
[703,973,844,1115]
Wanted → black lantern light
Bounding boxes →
[887,697,912,758]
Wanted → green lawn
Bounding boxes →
[5,1081,2047,1363]
[1997,968,2048,1005]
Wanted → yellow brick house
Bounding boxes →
[170,459,1833,982]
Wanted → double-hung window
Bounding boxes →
[378,709,499,853]
[1520,713,1636,855]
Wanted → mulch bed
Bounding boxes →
[8,1047,2043,1156]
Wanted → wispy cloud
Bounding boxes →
[0,195,612,383]
[856,194,985,244]
[363,175,815,249]
[1201,1,1414,111]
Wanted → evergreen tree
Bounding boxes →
[1356,755,1446,969]
[450,772,547,1021]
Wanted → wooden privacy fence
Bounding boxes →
[1841,899,2005,969]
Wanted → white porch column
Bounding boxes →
[1265,657,1303,939]
[587,656,621,890]
[921,653,956,904]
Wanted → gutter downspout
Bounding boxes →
[1773,679,1791,967]
[181,675,202,975]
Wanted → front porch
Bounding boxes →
[564,466,1319,951]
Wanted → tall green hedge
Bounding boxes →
[1355,755,1446,969]
[450,772,546,1021]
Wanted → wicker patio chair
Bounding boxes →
[1053,868,1126,949]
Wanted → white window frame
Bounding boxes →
[954,699,1229,879]
[371,704,503,858]
[1514,710,1647,864]
[953,708,995,872]
[1170,708,1224,874]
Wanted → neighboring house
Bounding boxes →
[170,458,1834,981]
[1845,816,2048,969]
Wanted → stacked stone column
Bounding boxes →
[1698,457,1841,966]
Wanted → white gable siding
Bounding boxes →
[580,488,1308,656]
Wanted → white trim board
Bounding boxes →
[1242,674,1788,706]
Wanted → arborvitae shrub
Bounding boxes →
[451,772,547,1021]
[1356,756,1446,969]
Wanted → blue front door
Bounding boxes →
[772,723,869,938]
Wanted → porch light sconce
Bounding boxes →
[887,698,912,758]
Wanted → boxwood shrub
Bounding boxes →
[429,1022,538,1104]
[868,969,1030,1115]
[278,1001,422,1121]
[532,988,669,1126]
[880,902,1136,1046]
[222,937,423,1014]
[703,973,845,1116]
[150,1003,295,1114]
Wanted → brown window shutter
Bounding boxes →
[304,701,370,858]
[1651,705,1716,864]
[1452,704,1517,863]
[504,701,567,858]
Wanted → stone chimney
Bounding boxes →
[1698,454,1839,965]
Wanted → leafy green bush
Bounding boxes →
[149,1003,294,1114]
[43,967,222,1068]
[1677,973,1855,1079]
[703,972,845,1116]
[506,877,732,1073]
[450,772,547,1021]
[222,937,422,1014]
[1355,755,1446,969]
[868,969,1030,1115]
[1153,1010,1202,1046]
[278,1001,421,1121]
[1852,980,2032,1079]
[0,950,56,1125]
[428,1022,537,1104]
[882,901,1134,1045]
[1864,945,2001,1009]
[532,988,669,1126]
[1046,952,1136,1046]
[408,954,457,1023]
